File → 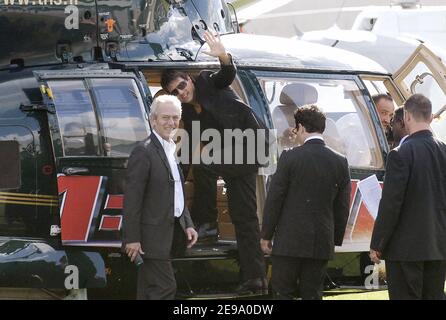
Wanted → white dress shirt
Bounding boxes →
[153,131,184,218]
[398,135,409,147]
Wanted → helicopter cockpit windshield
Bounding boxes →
[123,0,236,62]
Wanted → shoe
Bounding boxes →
[197,222,218,239]
[235,277,268,295]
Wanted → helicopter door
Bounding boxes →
[33,70,151,246]
[392,44,446,142]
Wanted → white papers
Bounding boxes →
[357,174,382,220]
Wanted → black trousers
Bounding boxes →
[271,255,328,300]
[137,220,185,300]
[137,259,176,300]
[385,260,446,300]
[191,164,218,225]
[191,164,265,280]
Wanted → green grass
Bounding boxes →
[324,290,389,300]
[324,282,446,300]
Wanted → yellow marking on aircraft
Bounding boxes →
[0,195,58,203]
[0,199,59,207]
[0,192,57,199]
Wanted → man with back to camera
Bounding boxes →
[122,95,198,300]
[370,94,446,300]
[260,104,351,300]
[160,31,268,294]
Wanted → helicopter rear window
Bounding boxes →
[90,78,150,156]
[48,80,100,157]
[47,78,150,157]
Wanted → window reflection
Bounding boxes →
[48,78,150,157]
[91,78,149,156]
[127,0,235,61]
[48,81,99,157]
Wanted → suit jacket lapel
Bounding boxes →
[178,164,188,209]
[151,133,173,178]
[178,164,185,184]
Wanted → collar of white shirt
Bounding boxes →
[153,130,176,156]
[398,135,409,147]
[304,135,324,144]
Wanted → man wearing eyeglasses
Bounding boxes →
[161,31,268,294]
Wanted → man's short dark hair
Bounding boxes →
[294,104,326,134]
[372,93,393,105]
[404,93,432,121]
[160,70,189,92]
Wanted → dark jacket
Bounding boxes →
[261,139,351,260]
[122,133,194,260]
[371,130,446,261]
[181,55,269,176]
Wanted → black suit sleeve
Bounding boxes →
[209,53,236,89]
[333,158,352,246]
[122,144,150,244]
[183,206,194,229]
[370,149,410,252]
[261,151,291,240]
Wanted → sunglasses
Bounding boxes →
[170,80,188,96]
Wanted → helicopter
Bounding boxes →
[1,0,446,299]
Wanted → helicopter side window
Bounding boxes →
[260,76,383,169]
[47,78,150,157]
[90,78,150,157]
[47,80,100,157]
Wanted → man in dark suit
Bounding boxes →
[370,94,446,300]
[260,104,351,300]
[161,31,267,293]
[122,95,198,300]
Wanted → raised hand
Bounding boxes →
[201,30,228,61]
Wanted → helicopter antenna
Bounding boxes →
[93,0,103,61]
[334,0,347,28]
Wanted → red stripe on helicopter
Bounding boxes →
[99,215,123,231]
[104,195,124,209]
[58,175,105,242]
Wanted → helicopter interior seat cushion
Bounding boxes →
[279,82,318,107]
[272,83,319,138]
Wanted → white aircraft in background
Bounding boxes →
[296,0,446,73]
